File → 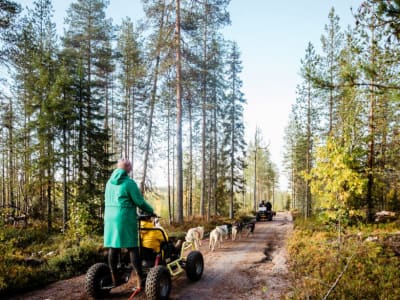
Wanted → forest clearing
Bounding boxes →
[1,0,400,299]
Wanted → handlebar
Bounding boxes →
[137,212,159,221]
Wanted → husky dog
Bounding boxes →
[245,222,255,237]
[209,228,222,251]
[215,224,229,240]
[231,221,243,241]
[185,226,204,249]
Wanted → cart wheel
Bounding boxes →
[145,265,171,300]
[85,263,112,299]
[185,251,204,281]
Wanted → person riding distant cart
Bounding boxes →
[256,200,274,221]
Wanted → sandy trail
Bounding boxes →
[8,211,293,300]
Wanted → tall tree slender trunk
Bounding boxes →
[1,145,5,207]
[175,0,184,224]
[367,14,376,222]
[8,99,14,209]
[253,130,257,211]
[229,81,236,219]
[130,86,136,167]
[212,92,218,215]
[172,134,175,221]
[62,126,68,233]
[328,32,334,135]
[367,89,375,222]
[140,0,166,194]
[200,1,208,217]
[188,96,193,216]
[305,81,312,218]
[167,86,172,224]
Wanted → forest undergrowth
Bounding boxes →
[287,215,400,299]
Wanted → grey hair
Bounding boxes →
[117,158,132,172]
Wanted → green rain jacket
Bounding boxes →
[104,168,154,248]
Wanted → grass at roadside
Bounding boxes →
[287,217,400,299]
[0,223,105,296]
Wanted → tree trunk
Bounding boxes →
[175,0,184,224]
[212,92,218,215]
[253,130,257,211]
[229,79,236,219]
[305,81,312,218]
[200,1,209,217]
[140,0,166,194]
[188,96,193,217]
[367,17,376,222]
[8,99,14,209]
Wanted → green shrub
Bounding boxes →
[0,225,104,297]
[49,238,104,279]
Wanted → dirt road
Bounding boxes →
[9,211,293,300]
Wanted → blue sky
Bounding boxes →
[17,0,362,189]
[223,1,362,188]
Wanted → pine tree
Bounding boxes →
[140,0,174,193]
[320,7,343,136]
[11,0,59,230]
[175,0,184,223]
[298,42,321,217]
[224,41,246,219]
[355,1,389,221]
[0,0,20,212]
[194,0,230,218]
[62,0,114,231]
[116,17,146,166]
[0,0,20,64]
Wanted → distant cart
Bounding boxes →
[256,201,275,221]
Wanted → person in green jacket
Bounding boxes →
[104,158,154,289]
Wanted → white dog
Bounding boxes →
[208,225,229,251]
[209,228,222,251]
[216,225,229,240]
[185,226,204,249]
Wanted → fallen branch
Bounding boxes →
[322,253,356,300]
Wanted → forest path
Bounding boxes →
[9,211,293,300]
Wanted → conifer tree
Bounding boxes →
[299,43,321,217]
[116,17,146,166]
[0,0,20,64]
[62,0,114,231]
[320,7,343,136]
[12,0,59,230]
[224,41,246,219]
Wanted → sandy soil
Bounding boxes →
[7,211,293,300]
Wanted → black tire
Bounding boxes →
[145,265,172,300]
[85,263,112,299]
[267,213,273,221]
[185,251,204,281]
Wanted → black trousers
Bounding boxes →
[108,247,142,278]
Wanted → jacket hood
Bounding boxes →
[109,168,128,185]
